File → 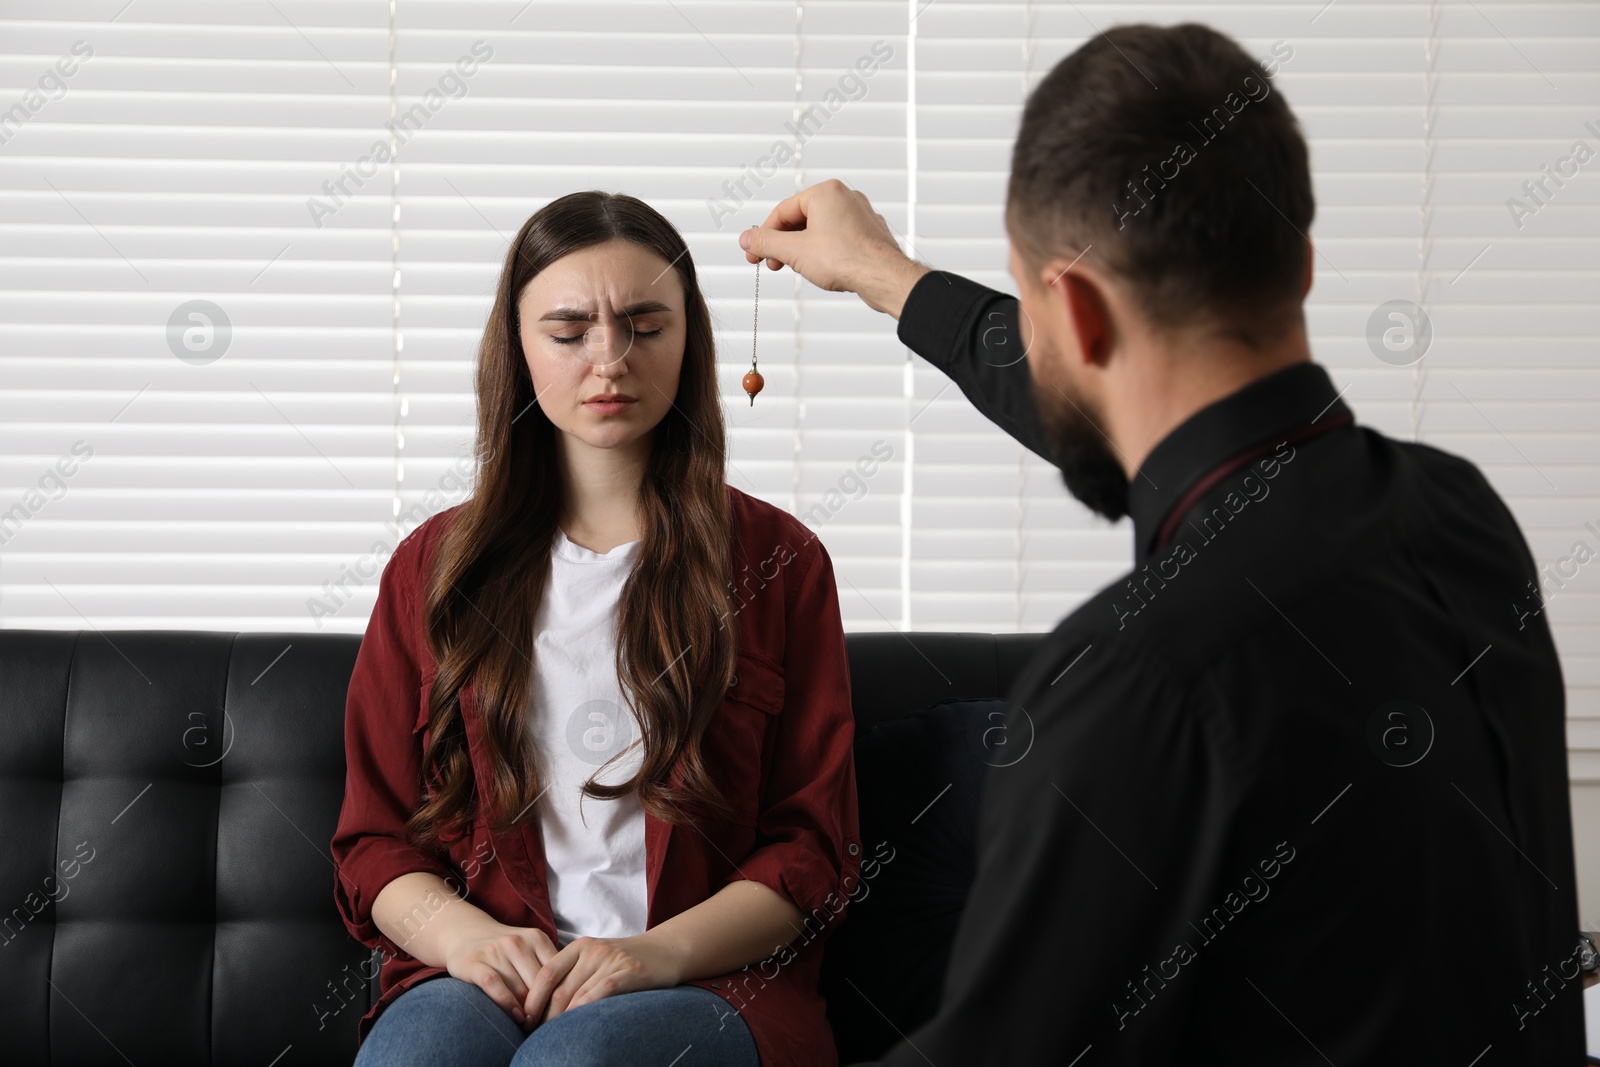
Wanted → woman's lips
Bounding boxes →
[584,398,636,415]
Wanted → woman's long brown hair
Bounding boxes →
[404,190,738,852]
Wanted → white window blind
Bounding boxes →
[1,0,410,630]
[1,1,1595,784]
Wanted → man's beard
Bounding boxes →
[1034,377,1130,521]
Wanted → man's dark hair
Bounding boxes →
[1006,23,1313,346]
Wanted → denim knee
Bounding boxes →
[357,976,525,1067]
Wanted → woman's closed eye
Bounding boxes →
[552,327,664,345]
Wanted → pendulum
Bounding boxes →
[743,253,764,406]
[742,253,764,406]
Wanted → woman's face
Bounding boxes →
[516,238,686,453]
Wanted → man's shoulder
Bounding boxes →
[1386,432,1527,531]
[1017,588,1193,717]
[1037,568,1213,685]
[1066,427,1522,663]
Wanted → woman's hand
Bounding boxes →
[440,921,561,1031]
[521,932,684,1025]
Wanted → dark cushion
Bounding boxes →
[821,697,1009,1064]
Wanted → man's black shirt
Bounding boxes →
[859,270,1583,1064]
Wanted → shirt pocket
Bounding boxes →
[719,649,785,826]
[725,648,785,717]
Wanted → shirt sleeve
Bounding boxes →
[869,639,1244,1066]
[329,528,458,962]
[721,535,864,932]
[895,269,1054,463]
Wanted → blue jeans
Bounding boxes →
[353,975,761,1066]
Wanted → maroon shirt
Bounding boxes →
[330,487,863,1065]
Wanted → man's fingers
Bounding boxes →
[760,177,852,233]
[758,189,812,233]
[744,180,841,264]
[742,223,803,271]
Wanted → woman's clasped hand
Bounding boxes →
[443,921,685,1033]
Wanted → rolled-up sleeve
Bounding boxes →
[330,527,456,961]
[723,536,863,929]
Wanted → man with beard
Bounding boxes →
[739,22,1584,1067]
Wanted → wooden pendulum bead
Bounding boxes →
[743,368,764,406]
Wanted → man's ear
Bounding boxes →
[1302,234,1314,299]
[1042,260,1112,369]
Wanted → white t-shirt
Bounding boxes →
[526,527,647,948]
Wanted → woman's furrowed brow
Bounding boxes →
[538,300,674,323]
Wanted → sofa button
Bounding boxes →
[847,843,859,856]
[729,674,738,687]
[709,982,721,989]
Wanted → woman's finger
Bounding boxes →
[496,936,546,1011]
[469,965,529,1029]
[563,965,625,1013]
[524,926,559,967]
[523,938,582,1020]
[542,950,602,1022]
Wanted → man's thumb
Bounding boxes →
[742,224,801,268]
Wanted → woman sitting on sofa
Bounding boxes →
[331,190,863,1067]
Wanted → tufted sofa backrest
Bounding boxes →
[0,628,1045,1066]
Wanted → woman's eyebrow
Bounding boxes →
[538,300,674,323]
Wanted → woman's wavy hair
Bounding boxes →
[405,190,738,851]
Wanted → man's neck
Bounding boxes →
[1105,334,1314,478]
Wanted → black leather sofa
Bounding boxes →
[1,627,1046,1065]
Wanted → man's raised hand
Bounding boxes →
[739,178,930,320]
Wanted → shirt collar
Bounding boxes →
[1127,361,1349,564]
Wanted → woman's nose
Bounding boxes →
[580,320,632,369]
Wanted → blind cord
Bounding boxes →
[789,0,805,518]
[387,0,405,519]
[1015,0,1035,633]
[901,2,918,630]
[1412,0,1439,443]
